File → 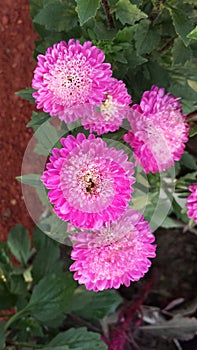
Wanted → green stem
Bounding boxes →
[0,313,15,318]
[4,308,28,331]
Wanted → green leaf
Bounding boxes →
[7,225,31,266]
[0,243,11,269]
[44,327,107,350]
[161,217,183,229]
[39,213,69,244]
[187,25,197,40]
[0,322,5,350]
[180,152,197,170]
[16,174,42,188]
[34,0,78,32]
[29,0,44,19]
[92,22,117,41]
[44,347,69,350]
[15,88,36,103]
[134,20,160,55]
[172,198,189,224]
[26,111,50,131]
[66,287,122,320]
[115,25,137,43]
[9,274,28,296]
[172,38,192,64]
[169,7,194,46]
[16,174,49,207]
[76,0,101,26]
[32,228,62,282]
[146,61,170,87]
[0,279,17,310]
[115,0,147,25]
[35,31,68,54]
[26,273,76,322]
[187,79,197,92]
[169,82,197,111]
[34,119,62,155]
[190,125,197,137]
[12,316,44,338]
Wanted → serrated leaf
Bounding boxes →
[34,0,78,32]
[147,61,169,87]
[170,80,197,101]
[15,88,36,103]
[34,120,62,155]
[26,273,76,322]
[29,0,44,19]
[27,111,50,131]
[115,25,137,43]
[92,22,117,41]
[187,25,197,40]
[39,213,69,244]
[44,327,107,350]
[76,0,101,26]
[7,225,31,266]
[134,20,160,55]
[16,174,42,188]
[17,174,49,207]
[32,228,62,282]
[66,287,122,320]
[172,38,192,64]
[115,0,147,25]
[0,322,5,350]
[169,7,193,46]
[140,315,197,341]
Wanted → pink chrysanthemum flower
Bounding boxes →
[124,85,189,173]
[41,133,135,229]
[187,184,197,224]
[81,78,132,135]
[32,40,112,122]
[69,209,156,292]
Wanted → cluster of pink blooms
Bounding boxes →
[124,86,189,173]
[187,184,197,224]
[32,39,130,130]
[41,133,156,291]
[33,39,191,291]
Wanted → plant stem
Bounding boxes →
[4,308,28,331]
[102,0,114,28]
[0,313,15,318]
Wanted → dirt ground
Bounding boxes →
[0,0,37,240]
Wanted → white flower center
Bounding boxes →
[47,56,93,107]
[101,94,118,121]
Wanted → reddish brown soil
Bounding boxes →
[0,0,37,240]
